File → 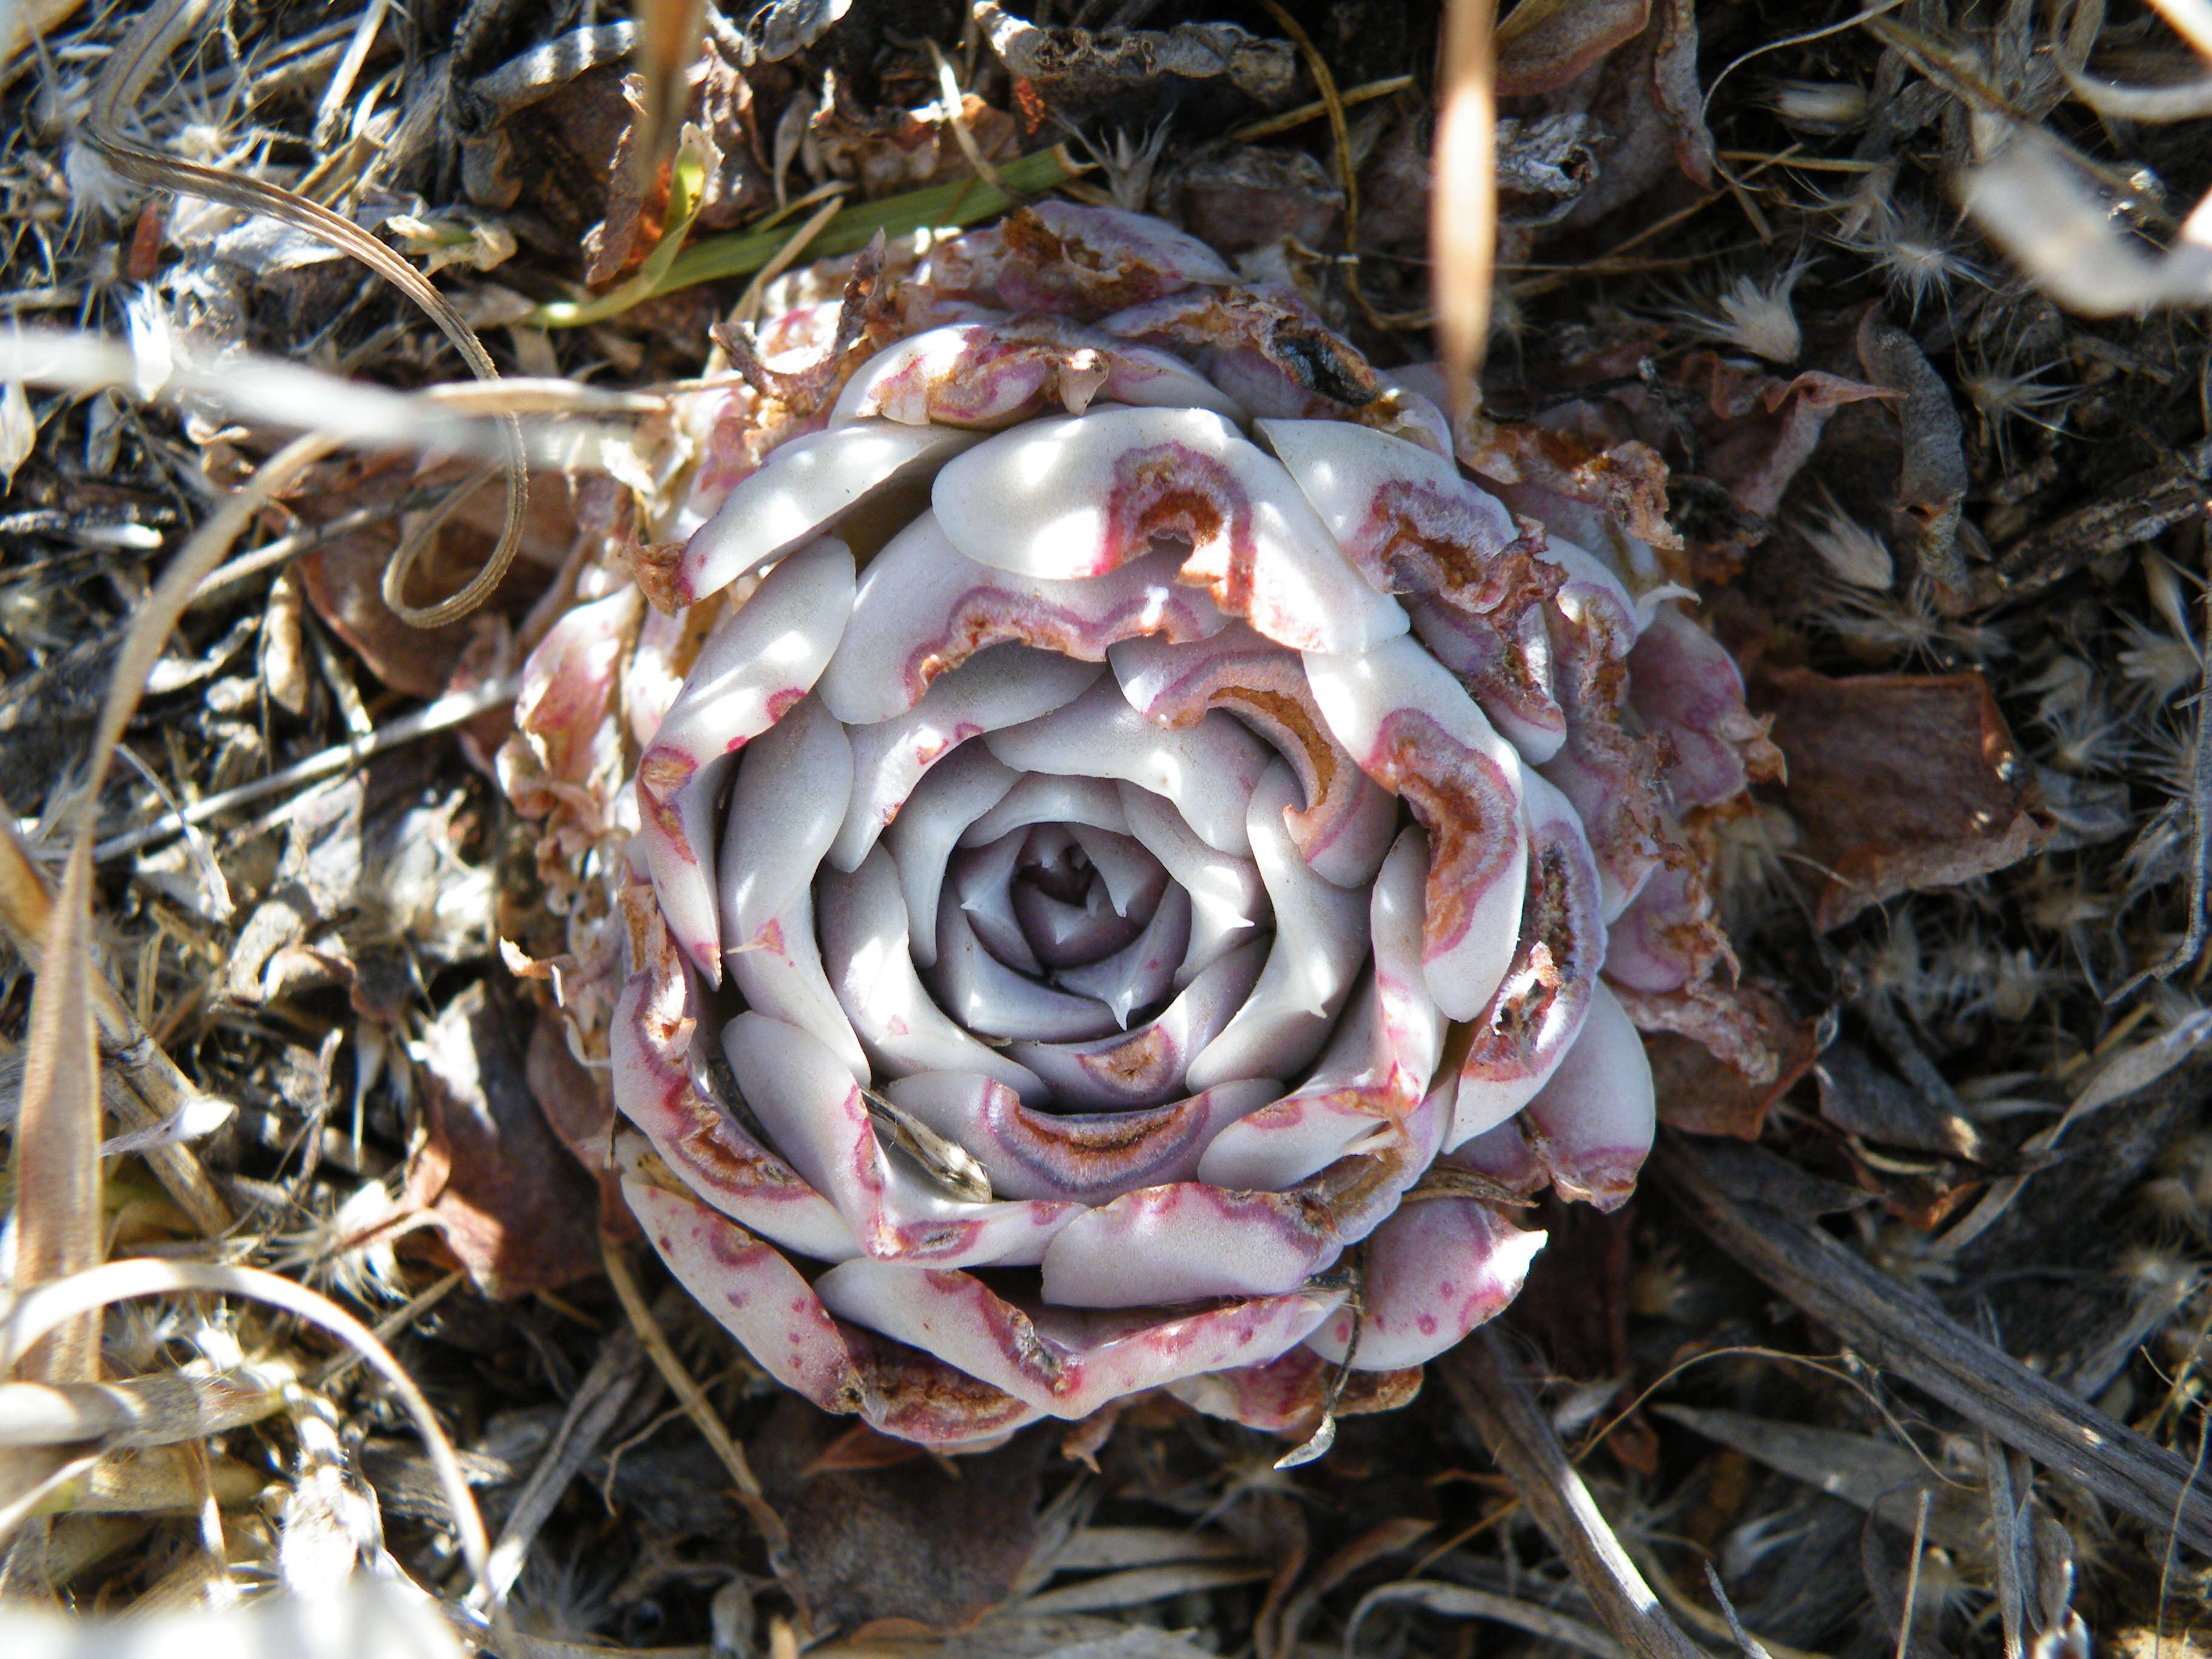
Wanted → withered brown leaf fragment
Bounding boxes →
[1643,980,1816,1140]
[403,980,605,1297]
[752,1395,1054,1637]
[1758,668,2049,931]
[1495,0,1712,229]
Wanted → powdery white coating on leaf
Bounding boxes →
[830,646,1102,872]
[677,421,980,606]
[959,771,1130,850]
[1117,782,1267,985]
[725,889,871,1083]
[818,846,1048,1101]
[985,677,1273,857]
[1304,637,1528,1021]
[883,742,1021,970]
[637,538,855,979]
[928,893,1125,1043]
[1055,882,1191,1027]
[1184,763,1369,1092]
[886,1072,1274,1205]
[719,695,851,946]
[1041,1074,1449,1307]
[817,516,1232,726]
[1520,980,1657,1211]
[932,406,1410,654]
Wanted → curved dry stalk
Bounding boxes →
[82,0,525,629]
[9,845,101,1388]
[632,0,708,191]
[1438,1333,1706,1659]
[0,1259,494,1595]
[1431,0,1497,423]
[79,433,338,830]
[0,1367,290,1450]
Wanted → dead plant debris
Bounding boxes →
[6,0,2212,1654]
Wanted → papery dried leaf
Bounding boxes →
[754,1396,1052,1635]
[976,3,1297,129]
[403,981,605,1297]
[1760,668,2050,930]
[1643,980,1815,1139]
[1674,352,1891,523]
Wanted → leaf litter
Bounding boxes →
[10,0,2212,1653]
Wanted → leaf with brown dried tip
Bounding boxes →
[1432,0,1498,424]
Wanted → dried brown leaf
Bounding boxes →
[1759,668,2049,930]
[403,982,605,1298]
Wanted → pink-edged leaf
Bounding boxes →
[1304,635,1528,1021]
[886,1071,1275,1204]
[1449,768,1607,1148]
[1198,826,1439,1190]
[816,515,1230,726]
[722,1012,1081,1265]
[677,421,979,606]
[1111,625,1396,886]
[1040,1084,1447,1307]
[1257,418,1558,620]
[811,1259,1342,1417]
[932,406,1409,654]
[1521,980,1656,1211]
[1410,594,1564,765]
[1627,600,1783,812]
[1304,1197,1546,1370]
[611,964,859,1262]
[638,538,854,979]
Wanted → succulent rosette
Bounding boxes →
[547,204,1769,1449]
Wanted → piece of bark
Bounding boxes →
[1655,1134,2212,1555]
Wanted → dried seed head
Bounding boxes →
[1768,80,1868,134]
[1669,258,1808,364]
[1799,488,1894,589]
